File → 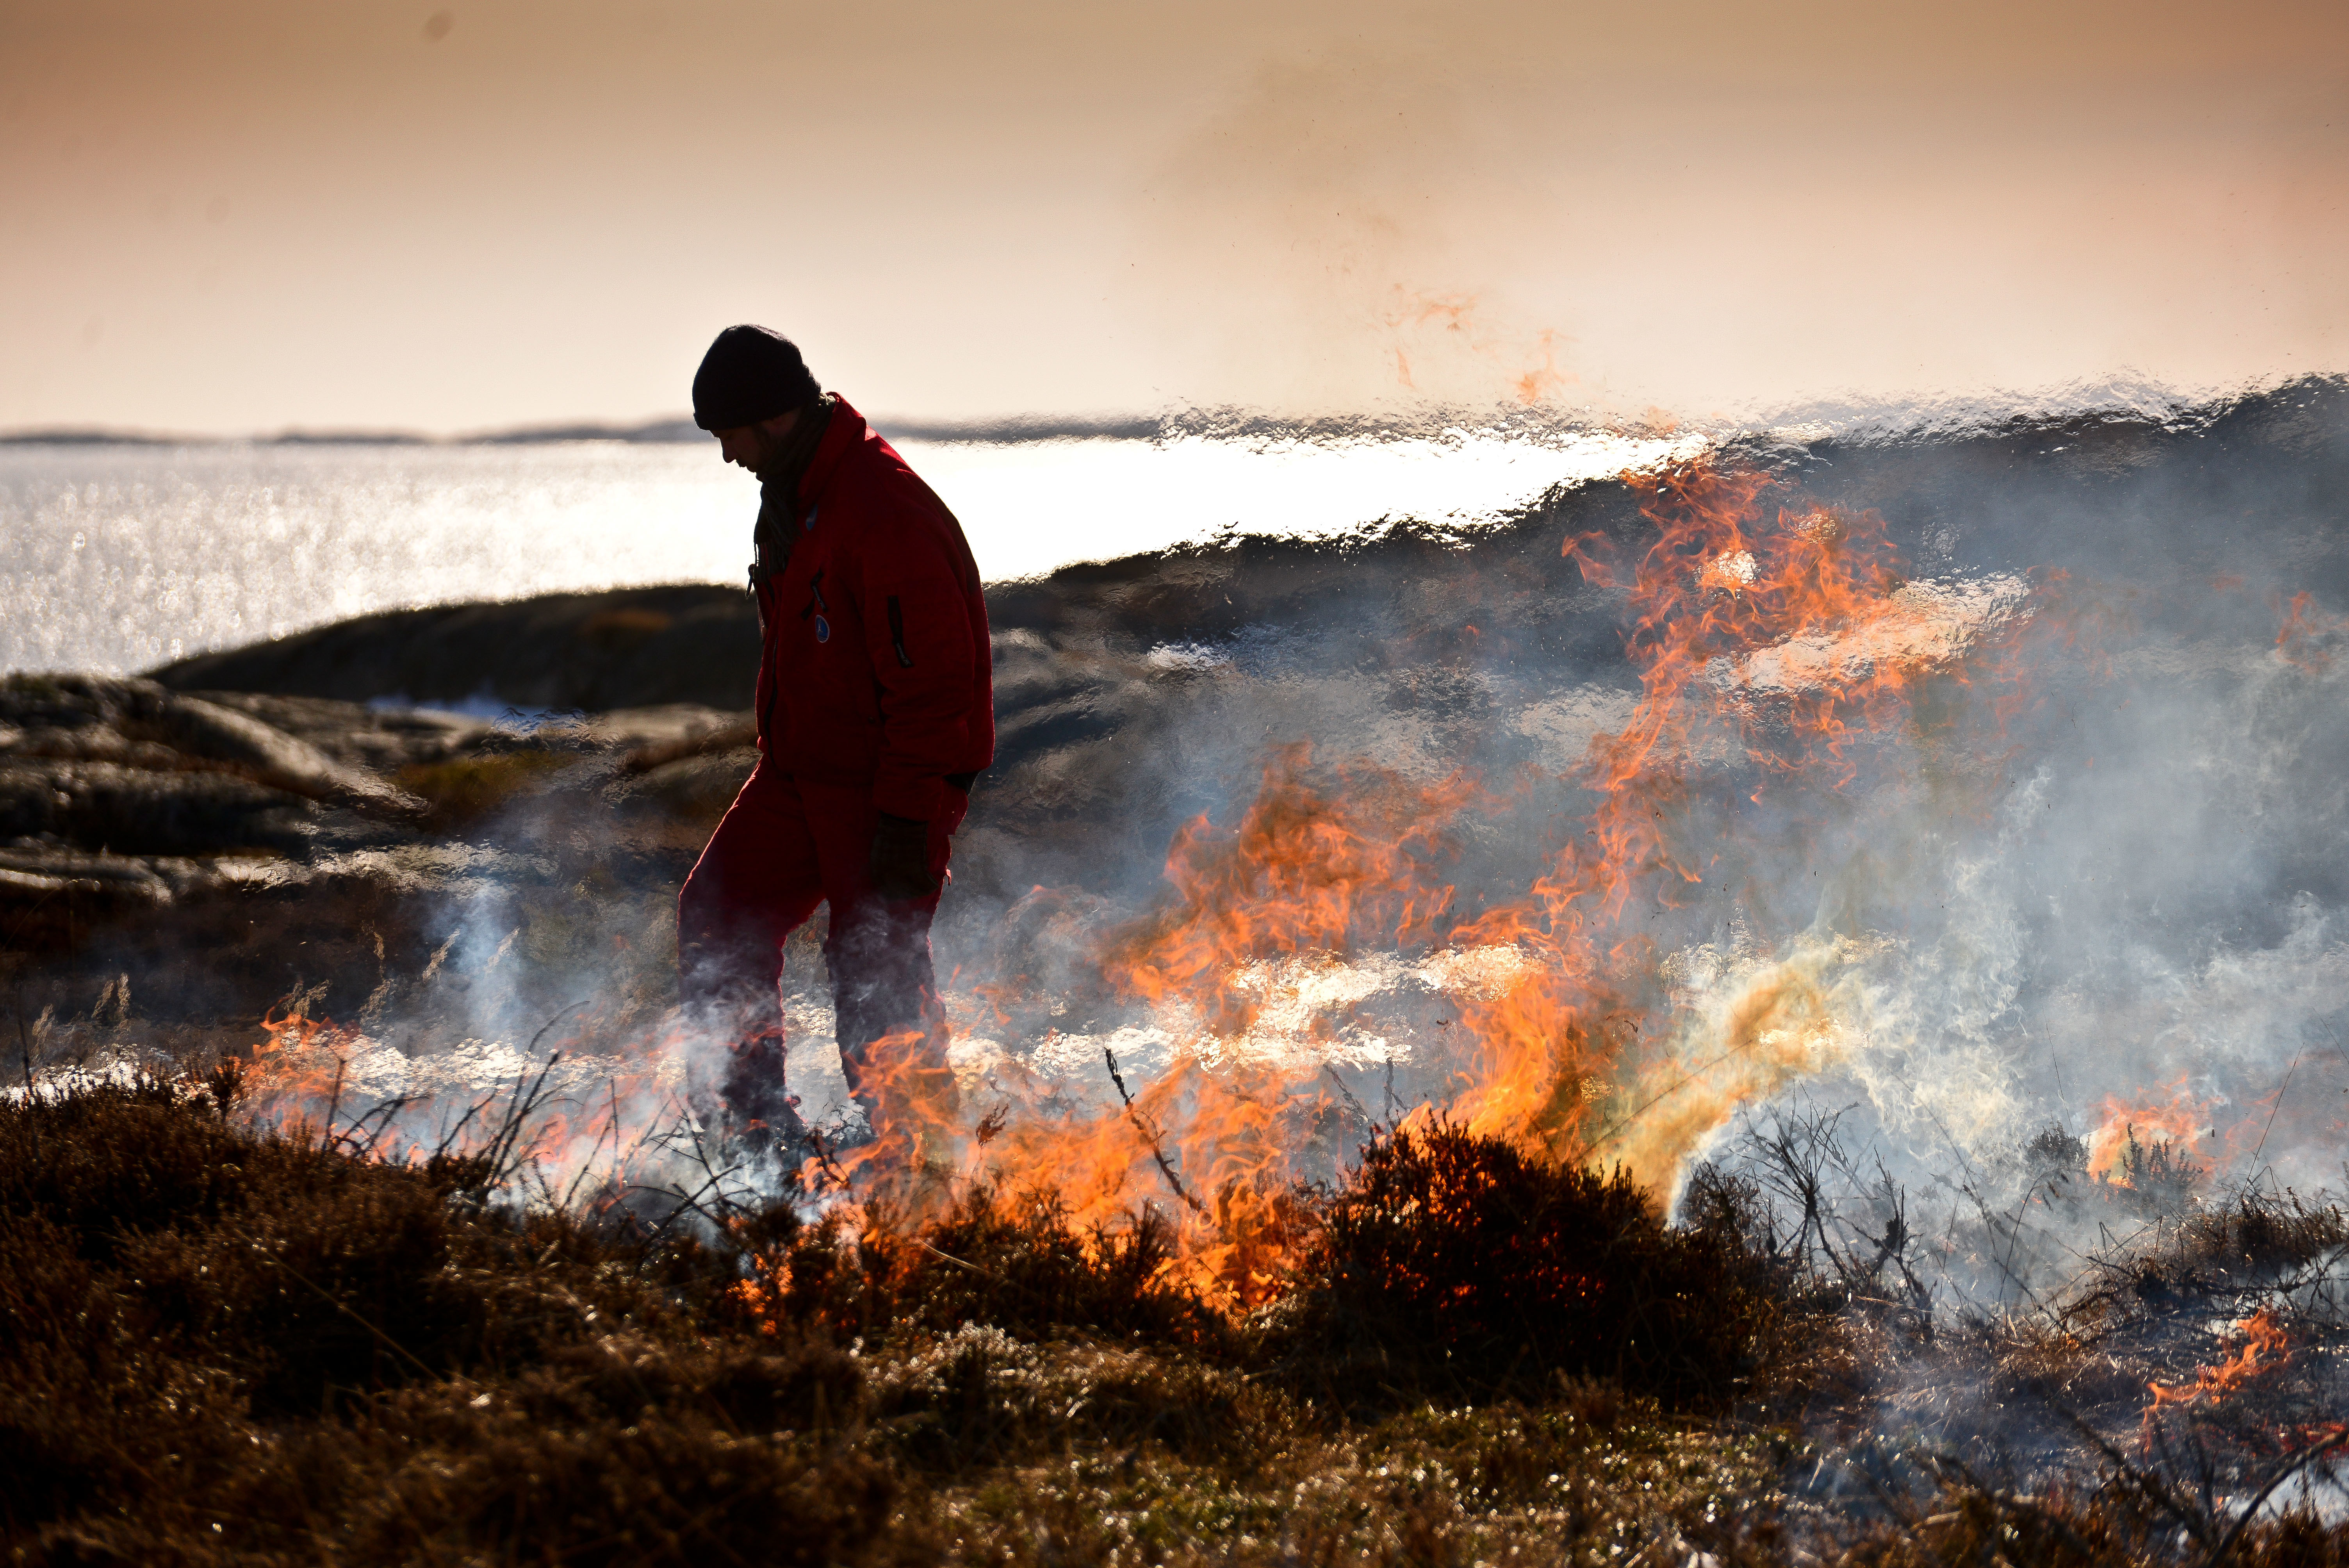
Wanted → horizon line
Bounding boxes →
[2,372,2340,452]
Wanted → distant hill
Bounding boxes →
[148,585,763,712]
[0,412,1161,448]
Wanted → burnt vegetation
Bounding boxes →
[5,1077,2347,1566]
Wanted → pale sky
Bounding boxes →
[4,0,2344,434]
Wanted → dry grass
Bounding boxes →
[5,1076,2347,1566]
[393,749,583,832]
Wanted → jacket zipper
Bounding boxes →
[757,580,779,739]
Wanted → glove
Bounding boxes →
[868,811,939,901]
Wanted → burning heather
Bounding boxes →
[6,378,2349,1562]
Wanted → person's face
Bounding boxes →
[715,408,800,474]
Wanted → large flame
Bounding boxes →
[238,454,2046,1308]
[1435,462,1983,1169]
[864,455,2023,1300]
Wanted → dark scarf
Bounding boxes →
[749,393,836,590]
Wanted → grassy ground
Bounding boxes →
[4,1076,2345,1566]
[393,750,587,834]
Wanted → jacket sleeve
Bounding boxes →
[857,480,978,821]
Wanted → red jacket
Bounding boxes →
[750,397,993,821]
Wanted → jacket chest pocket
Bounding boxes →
[798,568,834,645]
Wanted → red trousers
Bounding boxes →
[677,762,964,1117]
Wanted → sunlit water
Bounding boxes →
[0,429,1682,678]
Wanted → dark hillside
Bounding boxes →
[149,583,765,713]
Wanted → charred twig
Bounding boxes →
[1861,1158,1935,1333]
[414,1001,587,1194]
[913,1237,1003,1280]
[1959,1179,2057,1315]
[2247,1048,2302,1171]
[1743,1105,1857,1277]
[433,1092,493,1161]
[1105,1046,1203,1215]
[340,1093,422,1160]
[802,1123,849,1191]
[2200,1425,2349,1568]
[1323,1065,1374,1128]
[317,1053,348,1155]
[561,1076,630,1209]
[640,1113,750,1238]
[13,982,36,1091]
[527,1000,592,1058]
[629,1093,754,1241]
[638,1169,737,1240]
[561,1080,618,1209]
[473,1052,565,1194]
[2062,1409,2219,1552]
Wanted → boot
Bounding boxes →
[719,1030,807,1160]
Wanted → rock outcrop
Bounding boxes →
[150,585,762,712]
[0,676,754,1035]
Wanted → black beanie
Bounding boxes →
[692,325,821,432]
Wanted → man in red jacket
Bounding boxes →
[677,325,993,1161]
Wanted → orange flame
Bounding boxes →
[2086,1075,2215,1184]
[240,1009,367,1136]
[823,454,2031,1301]
[1102,748,1470,1037]
[2277,590,2344,673]
[239,454,2057,1319]
[2144,1307,2292,1446]
[802,1024,966,1204]
[1439,460,1993,1171]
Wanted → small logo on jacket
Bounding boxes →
[813,615,831,643]
[802,505,819,532]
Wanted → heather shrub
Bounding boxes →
[742,1180,1222,1350]
[0,1078,904,1564]
[1260,1120,1772,1409]
[16,1072,2346,1566]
